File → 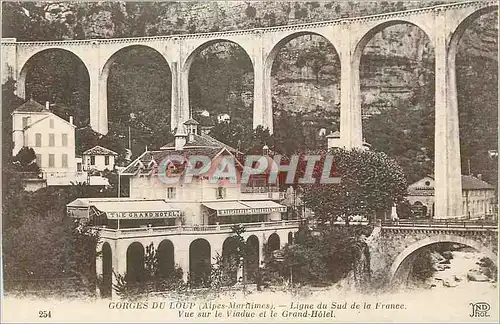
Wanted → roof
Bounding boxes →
[67,197,153,207]
[160,133,238,152]
[202,200,287,216]
[67,198,180,219]
[461,175,495,190]
[91,200,177,213]
[13,99,46,113]
[326,131,340,138]
[120,146,230,175]
[408,175,494,194]
[184,118,200,125]
[83,145,118,156]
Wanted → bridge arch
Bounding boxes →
[18,48,90,115]
[264,31,339,72]
[265,31,341,140]
[354,19,435,164]
[353,20,433,66]
[183,39,254,126]
[448,4,498,60]
[99,44,172,138]
[183,39,253,72]
[389,234,497,283]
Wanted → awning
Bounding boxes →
[67,198,180,219]
[241,200,288,214]
[203,200,287,216]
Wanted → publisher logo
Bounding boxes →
[470,302,490,318]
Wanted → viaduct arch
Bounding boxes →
[99,44,172,134]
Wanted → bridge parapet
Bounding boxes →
[4,0,494,46]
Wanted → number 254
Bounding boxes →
[39,311,51,318]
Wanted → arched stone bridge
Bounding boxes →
[368,221,498,287]
[1,1,497,218]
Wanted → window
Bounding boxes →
[36,154,42,167]
[167,187,176,199]
[62,154,68,168]
[48,154,55,167]
[35,133,42,147]
[49,134,55,147]
[22,116,30,129]
[61,134,68,147]
[216,187,226,199]
[105,156,110,165]
[90,156,95,165]
[49,119,54,128]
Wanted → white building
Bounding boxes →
[82,145,118,172]
[217,113,230,123]
[12,99,77,185]
[407,175,496,219]
[67,119,297,298]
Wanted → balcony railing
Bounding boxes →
[240,186,280,193]
[381,218,498,230]
[98,220,301,238]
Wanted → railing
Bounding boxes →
[98,220,301,237]
[240,186,280,193]
[381,218,498,229]
[15,171,43,179]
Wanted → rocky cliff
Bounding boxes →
[3,1,496,119]
[2,1,498,184]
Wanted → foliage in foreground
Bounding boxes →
[267,225,373,288]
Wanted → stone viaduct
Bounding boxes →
[1,0,498,219]
[368,221,498,286]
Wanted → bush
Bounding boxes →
[267,225,372,287]
[477,257,498,281]
[113,266,187,300]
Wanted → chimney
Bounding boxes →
[477,174,482,180]
[45,101,50,110]
[69,116,73,125]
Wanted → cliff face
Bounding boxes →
[2,1,497,185]
[3,2,497,121]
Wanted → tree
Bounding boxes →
[270,225,373,287]
[300,148,408,224]
[13,146,40,173]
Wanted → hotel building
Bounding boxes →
[67,119,299,297]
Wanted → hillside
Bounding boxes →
[1,1,497,185]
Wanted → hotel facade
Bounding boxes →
[67,119,299,297]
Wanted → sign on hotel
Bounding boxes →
[106,210,180,219]
[218,207,287,216]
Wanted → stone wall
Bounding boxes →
[368,225,498,286]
